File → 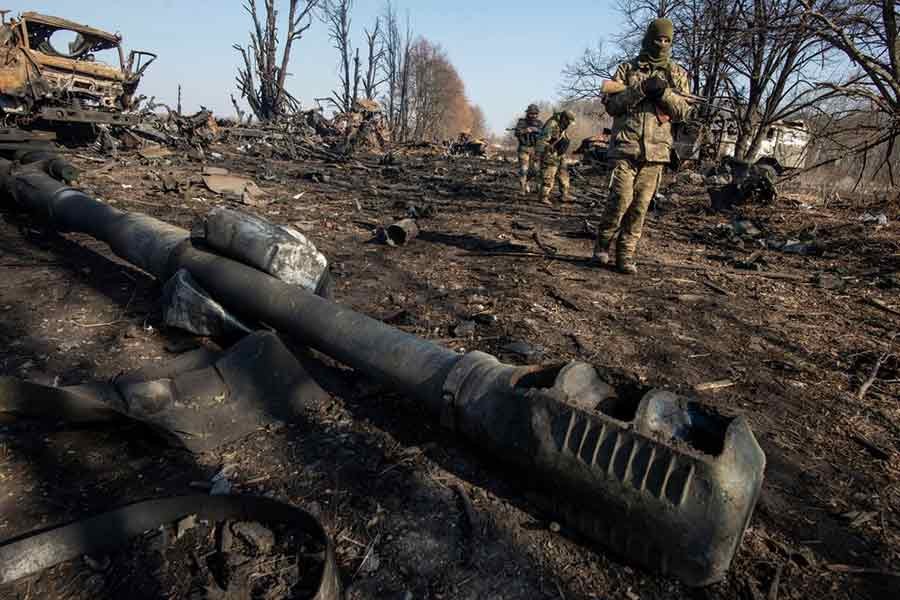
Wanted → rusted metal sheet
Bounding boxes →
[20,11,120,44]
[25,50,125,80]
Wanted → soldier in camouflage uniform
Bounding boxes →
[514,104,543,194]
[593,18,691,274]
[535,109,576,205]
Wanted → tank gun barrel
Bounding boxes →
[0,156,765,587]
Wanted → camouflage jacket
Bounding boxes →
[604,58,691,163]
[535,115,570,158]
[515,116,543,149]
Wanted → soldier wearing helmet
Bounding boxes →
[535,109,576,205]
[513,103,544,194]
[593,18,691,274]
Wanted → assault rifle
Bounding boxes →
[505,126,542,134]
[506,126,541,147]
[601,80,735,116]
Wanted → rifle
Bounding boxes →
[507,126,541,146]
[601,80,735,116]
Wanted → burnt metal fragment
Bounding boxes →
[383,218,419,246]
[0,332,328,452]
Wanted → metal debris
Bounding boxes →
[383,218,420,246]
[0,332,330,452]
[203,207,330,293]
[161,269,254,337]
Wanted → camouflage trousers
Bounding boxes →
[538,153,570,203]
[517,147,537,192]
[595,158,664,259]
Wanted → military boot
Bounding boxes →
[519,177,530,195]
[538,187,552,206]
[616,253,638,275]
[592,239,611,266]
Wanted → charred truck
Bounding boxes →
[0,11,155,127]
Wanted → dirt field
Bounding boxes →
[1,143,898,599]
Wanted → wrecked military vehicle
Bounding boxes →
[676,116,811,174]
[0,11,155,126]
[573,129,612,165]
[449,132,487,157]
[715,119,810,173]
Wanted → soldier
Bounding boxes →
[514,104,543,194]
[593,18,691,274]
[535,109,576,205]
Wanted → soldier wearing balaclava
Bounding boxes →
[593,18,691,274]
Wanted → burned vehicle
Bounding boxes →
[573,129,612,165]
[0,11,155,126]
[714,119,810,173]
[677,116,811,174]
[449,131,487,157]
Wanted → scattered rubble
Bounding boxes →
[859,212,889,226]
[0,497,340,599]
[707,159,778,210]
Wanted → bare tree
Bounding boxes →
[614,0,738,101]
[559,40,618,101]
[324,0,358,113]
[398,16,413,141]
[469,105,488,138]
[230,94,249,124]
[723,0,838,161]
[800,0,900,182]
[233,0,322,122]
[362,19,386,99]
[390,37,479,142]
[380,1,413,141]
[611,0,842,160]
[672,0,740,101]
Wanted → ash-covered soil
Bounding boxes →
[0,143,898,599]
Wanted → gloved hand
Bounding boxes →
[642,76,668,99]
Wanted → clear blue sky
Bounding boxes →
[5,1,621,133]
